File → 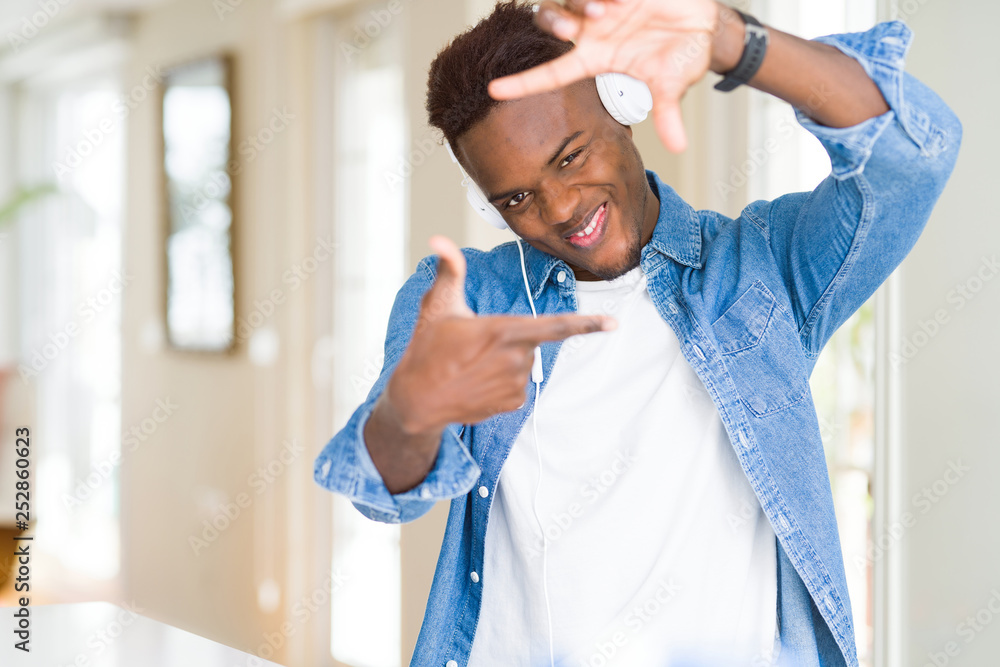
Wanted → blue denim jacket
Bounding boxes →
[314,21,961,667]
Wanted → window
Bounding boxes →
[322,5,407,666]
[6,52,126,601]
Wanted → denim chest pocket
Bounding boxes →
[709,280,810,417]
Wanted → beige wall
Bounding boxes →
[119,0,483,663]
[896,1,1000,664]
[121,0,300,657]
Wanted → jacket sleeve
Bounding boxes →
[312,254,482,524]
[743,20,962,358]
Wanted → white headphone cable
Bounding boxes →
[515,237,556,667]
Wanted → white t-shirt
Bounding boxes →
[467,265,779,667]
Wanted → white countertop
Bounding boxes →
[1,601,284,666]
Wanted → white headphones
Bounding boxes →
[444,72,652,230]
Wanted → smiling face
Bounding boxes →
[454,79,661,281]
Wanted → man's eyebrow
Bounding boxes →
[545,130,584,167]
[486,130,585,204]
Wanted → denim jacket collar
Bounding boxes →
[521,169,703,299]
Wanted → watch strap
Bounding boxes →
[714,9,769,92]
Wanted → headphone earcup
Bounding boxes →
[446,139,509,230]
[465,180,509,230]
[596,72,653,126]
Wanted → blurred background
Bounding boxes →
[0,0,995,665]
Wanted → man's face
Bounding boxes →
[456,79,661,281]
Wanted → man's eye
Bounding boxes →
[506,192,528,208]
[560,150,583,168]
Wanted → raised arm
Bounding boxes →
[743,22,962,356]
[707,4,889,128]
[488,0,891,149]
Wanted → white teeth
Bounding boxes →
[574,206,603,238]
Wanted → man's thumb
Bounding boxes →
[425,235,472,317]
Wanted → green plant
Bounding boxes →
[0,184,57,227]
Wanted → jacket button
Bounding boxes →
[447,661,458,667]
[668,302,678,314]
[692,344,705,360]
[478,486,489,498]
[470,571,479,583]
[556,270,566,283]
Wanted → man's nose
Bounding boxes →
[536,178,581,227]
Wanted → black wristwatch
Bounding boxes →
[714,9,769,92]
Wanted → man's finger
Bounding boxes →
[425,235,472,317]
[490,313,618,344]
[534,0,584,39]
[652,98,687,153]
[488,48,591,101]
[553,0,590,18]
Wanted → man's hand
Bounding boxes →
[364,235,616,494]
[388,235,617,434]
[487,0,729,152]
[488,0,891,142]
